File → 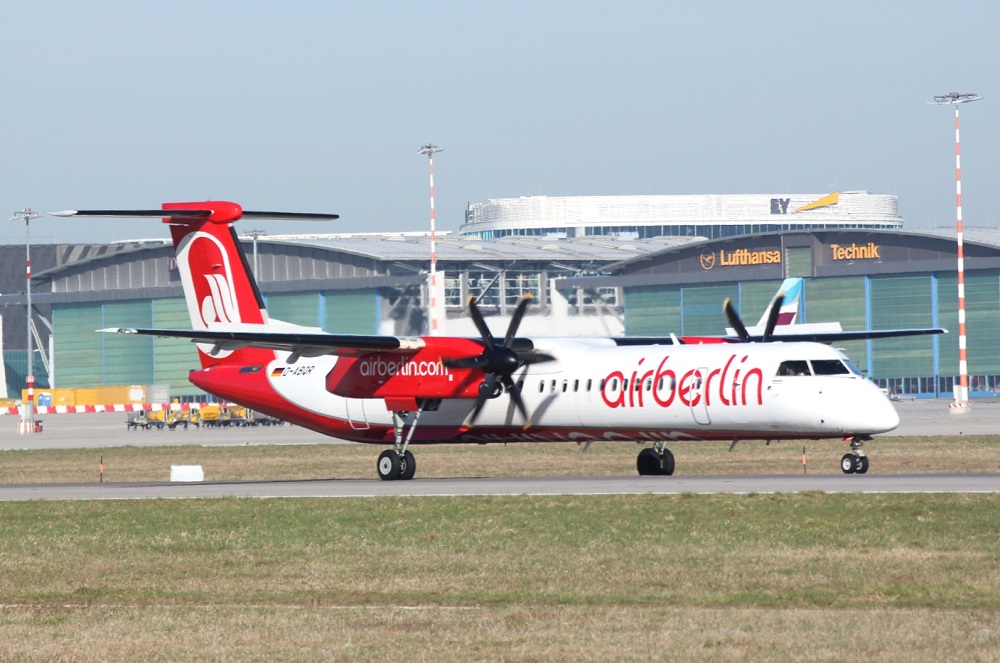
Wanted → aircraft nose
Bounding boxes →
[862,387,900,433]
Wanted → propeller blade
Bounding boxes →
[462,394,488,429]
[521,352,556,365]
[466,296,496,347]
[723,297,751,342]
[443,355,488,370]
[761,294,785,342]
[463,373,499,429]
[501,375,531,429]
[503,294,533,348]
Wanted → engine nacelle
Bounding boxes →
[325,338,487,399]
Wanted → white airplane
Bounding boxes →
[53,201,945,480]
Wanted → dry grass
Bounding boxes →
[1,494,999,661]
[2,605,998,662]
[1,434,998,484]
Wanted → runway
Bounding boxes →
[1,473,998,501]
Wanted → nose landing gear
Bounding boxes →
[841,436,870,474]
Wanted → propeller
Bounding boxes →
[445,294,553,429]
[723,293,785,342]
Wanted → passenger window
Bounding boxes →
[573,379,579,392]
[587,379,592,392]
[561,380,568,393]
[550,380,557,393]
[811,359,850,375]
[777,360,811,377]
[539,380,544,393]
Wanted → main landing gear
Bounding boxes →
[377,400,439,481]
[636,443,675,476]
[378,448,416,481]
[841,435,870,474]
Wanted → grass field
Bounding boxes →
[1,494,999,661]
[1,439,1000,661]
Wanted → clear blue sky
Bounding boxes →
[2,0,997,244]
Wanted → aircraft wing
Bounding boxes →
[98,327,540,358]
[100,327,427,358]
[613,328,947,345]
[753,327,948,343]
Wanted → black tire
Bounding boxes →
[637,448,661,476]
[841,454,857,474]
[855,455,870,474]
[660,448,676,476]
[399,450,417,481]
[377,450,402,481]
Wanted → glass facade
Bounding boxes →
[465,222,902,241]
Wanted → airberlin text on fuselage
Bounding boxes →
[601,354,764,409]
[358,356,450,379]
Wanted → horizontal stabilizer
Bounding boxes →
[51,209,338,220]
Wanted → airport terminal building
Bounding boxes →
[460,191,903,239]
[2,191,999,401]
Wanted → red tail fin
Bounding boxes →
[165,201,276,368]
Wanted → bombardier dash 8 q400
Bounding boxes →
[53,201,946,480]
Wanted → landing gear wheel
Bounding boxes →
[377,450,402,481]
[855,455,869,474]
[399,450,416,481]
[637,448,661,476]
[637,448,675,476]
[841,454,857,474]
[659,448,675,476]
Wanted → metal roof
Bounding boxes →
[262,231,700,263]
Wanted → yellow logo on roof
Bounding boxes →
[795,191,839,213]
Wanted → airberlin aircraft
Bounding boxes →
[52,201,945,480]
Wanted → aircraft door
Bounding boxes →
[346,398,369,430]
[690,367,711,425]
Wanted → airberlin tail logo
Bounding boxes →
[176,232,244,329]
[200,272,240,325]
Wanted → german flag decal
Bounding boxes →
[270,367,285,378]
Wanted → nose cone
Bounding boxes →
[866,391,900,433]
[847,381,899,434]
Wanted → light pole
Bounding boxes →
[931,92,982,413]
[244,229,267,278]
[419,143,443,335]
[10,208,40,434]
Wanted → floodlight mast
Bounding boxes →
[419,143,443,335]
[243,228,268,278]
[931,92,982,413]
[9,208,40,434]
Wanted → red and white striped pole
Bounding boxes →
[932,92,981,413]
[419,143,443,335]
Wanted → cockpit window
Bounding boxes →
[776,360,811,376]
[811,359,851,375]
[840,358,862,375]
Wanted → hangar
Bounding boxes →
[563,227,1000,398]
[2,212,997,402]
[0,232,679,399]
